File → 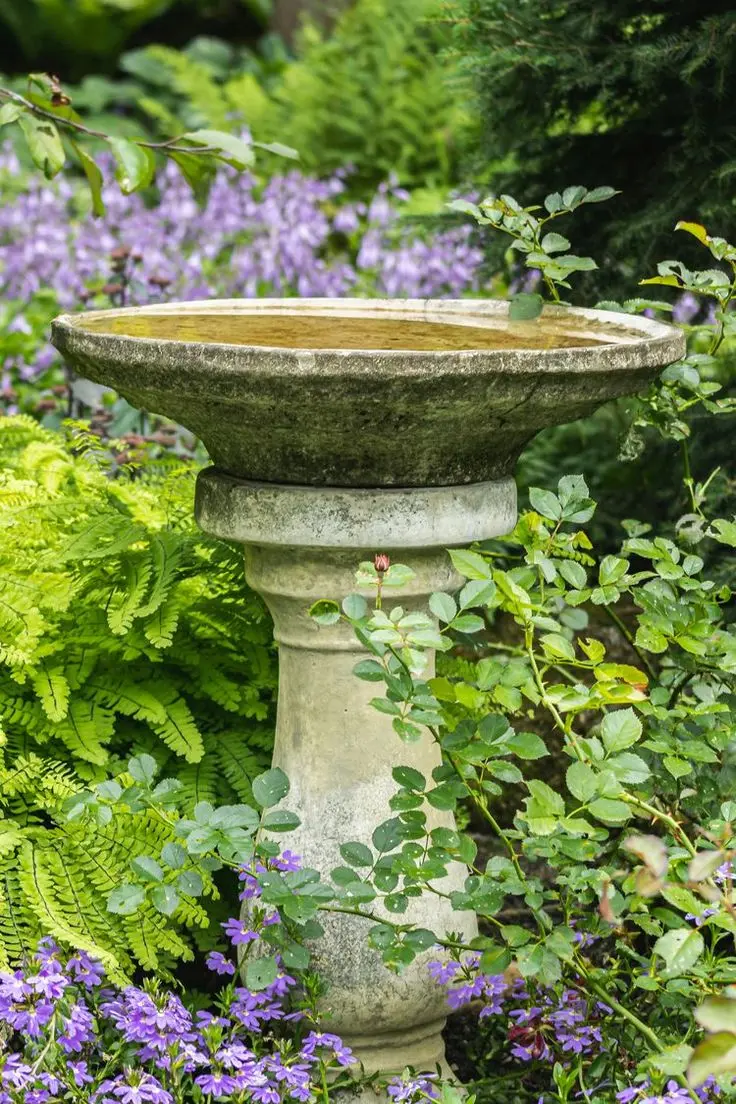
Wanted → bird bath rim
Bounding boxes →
[50,297,686,488]
[51,296,684,371]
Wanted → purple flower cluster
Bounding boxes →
[0,143,483,401]
[0,920,354,1104]
[617,1077,720,1103]
[429,954,608,1064]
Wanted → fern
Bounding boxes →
[0,418,277,972]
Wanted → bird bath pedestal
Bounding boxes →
[52,298,684,1085]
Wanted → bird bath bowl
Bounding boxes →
[52,297,685,1086]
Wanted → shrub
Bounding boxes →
[453,0,736,301]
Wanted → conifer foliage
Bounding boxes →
[0,416,276,972]
[455,1,736,296]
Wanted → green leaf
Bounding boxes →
[342,594,368,620]
[451,614,485,634]
[527,779,565,816]
[588,798,631,826]
[246,956,279,991]
[252,768,290,808]
[372,817,403,853]
[654,928,704,977]
[309,599,341,625]
[18,114,65,178]
[151,884,179,915]
[404,928,437,951]
[177,870,203,897]
[710,519,736,548]
[184,128,255,168]
[129,753,158,785]
[282,943,310,970]
[96,780,122,802]
[562,185,587,208]
[71,141,105,217]
[509,292,544,321]
[529,487,562,520]
[566,762,598,803]
[601,708,642,753]
[663,756,692,779]
[608,752,650,785]
[168,149,215,203]
[340,841,374,868]
[210,804,261,830]
[392,766,426,791]
[108,884,145,915]
[131,856,164,883]
[251,140,299,160]
[558,560,587,589]
[506,731,548,760]
[261,810,300,832]
[599,555,628,586]
[540,633,575,661]
[429,592,457,624]
[383,563,415,587]
[585,186,619,204]
[0,102,21,127]
[353,659,385,681]
[540,232,571,254]
[459,579,497,609]
[107,137,156,194]
[448,548,491,580]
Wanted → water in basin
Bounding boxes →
[78,311,612,352]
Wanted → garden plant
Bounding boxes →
[0,19,735,1104]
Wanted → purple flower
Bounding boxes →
[206,952,236,976]
[387,1073,439,1102]
[223,917,260,945]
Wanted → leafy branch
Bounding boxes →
[0,73,297,214]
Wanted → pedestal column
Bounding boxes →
[195,470,518,1079]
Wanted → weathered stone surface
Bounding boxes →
[48,296,686,1088]
[51,297,685,487]
[235,535,480,1078]
[195,470,517,548]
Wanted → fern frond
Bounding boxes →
[50,699,114,766]
[32,665,70,722]
[214,730,270,804]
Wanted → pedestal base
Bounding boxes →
[195,470,518,1083]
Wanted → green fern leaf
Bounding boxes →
[107,553,154,635]
[50,699,114,766]
[32,665,70,722]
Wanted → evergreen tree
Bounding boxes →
[454,0,736,298]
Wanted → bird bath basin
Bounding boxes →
[52,297,685,1088]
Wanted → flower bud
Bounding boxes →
[374,553,390,574]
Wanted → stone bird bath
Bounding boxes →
[52,297,685,1085]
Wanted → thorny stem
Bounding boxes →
[624,795,698,856]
